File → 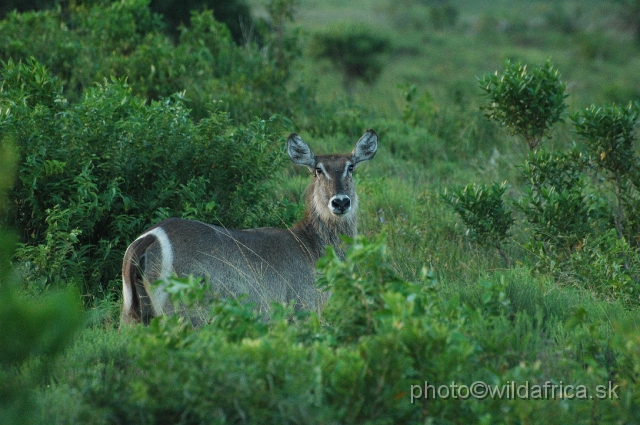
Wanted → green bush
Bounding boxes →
[310,23,390,94]
[478,59,567,151]
[442,182,514,265]
[149,0,255,44]
[317,235,427,343]
[516,147,595,250]
[0,0,58,18]
[0,0,257,45]
[0,272,83,424]
[462,61,640,306]
[0,0,303,121]
[24,235,637,423]
[572,102,640,241]
[391,84,502,164]
[0,137,83,424]
[570,230,640,306]
[4,5,640,422]
[400,84,436,128]
[1,58,296,302]
[32,237,468,423]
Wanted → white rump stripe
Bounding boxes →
[122,275,133,313]
[138,226,174,315]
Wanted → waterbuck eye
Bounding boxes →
[348,164,355,173]
[315,167,323,176]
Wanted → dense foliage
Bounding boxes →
[0,0,300,121]
[478,60,567,151]
[310,24,390,94]
[454,60,640,307]
[4,236,640,423]
[148,0,255,43]
[0,0,257,45]
[442,182,514,265]
[0,58,297,300]
[0,139,83,424]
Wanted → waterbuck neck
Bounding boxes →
[293,181,358,261]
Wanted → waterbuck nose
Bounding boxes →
[331,195,351,214]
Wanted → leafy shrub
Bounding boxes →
[0,276,83,424]
[456,61,640,306]
[0,0,302,121]
[478,59,567,151]
[39,237,470,423]
[0,0,257,45]
[317,235,426,343]
[1,58,296,301]
[302,101,371,138]
[27,235,635,423]
[570,230,640,306]
[393,84,503,163]
[473,61,591,269]
[310,23,390,94]
[572,102,640,240]
[0,138,83,424]
[149,0,255,44]
[0,0,168,99]
[0,0,58,18]
[442,182,513,265]
[399,84,436,128]
[611,317,640,423]
[517,147,595,250]
[261,0,300,69]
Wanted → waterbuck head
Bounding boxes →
[287,130,377,225]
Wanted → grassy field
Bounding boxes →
[264,0,640,110]
[270,0,640,277]
[3,0,640,423]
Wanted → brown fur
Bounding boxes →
[121,130,377,324]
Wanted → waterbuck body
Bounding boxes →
[121,130,378,324]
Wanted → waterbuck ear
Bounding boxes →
[352,129,378,164]
[287,133,316,169]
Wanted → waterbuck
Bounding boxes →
[121,130,378,324]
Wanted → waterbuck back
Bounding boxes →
[121,130,378,324]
